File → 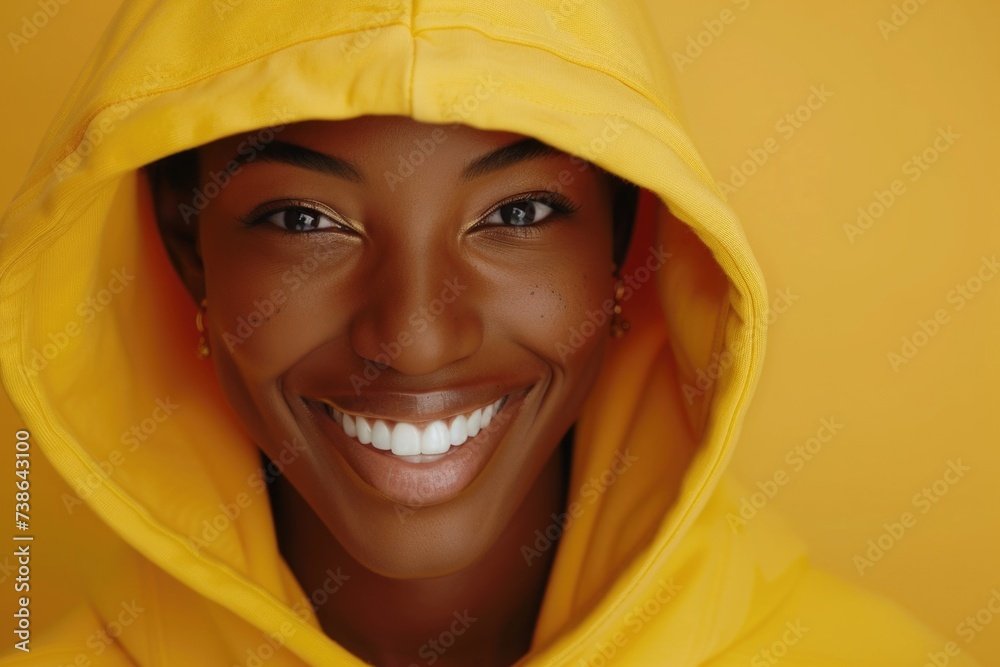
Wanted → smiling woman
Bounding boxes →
[0,1,981,666]
[150,118,634,581]
[145,119,638,661]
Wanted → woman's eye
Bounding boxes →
[263,207,337,232]
[485,200,555,227]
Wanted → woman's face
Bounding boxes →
[195,117,617,577]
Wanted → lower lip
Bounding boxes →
[308,391,527,507]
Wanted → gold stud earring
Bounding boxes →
[610,271,630,339]
[195,298,211,359]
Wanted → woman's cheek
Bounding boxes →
[213,279,342,374]
[546,239,615,367]
[202,227,356,369]
[554,287,612,370]
[492,265,609,370]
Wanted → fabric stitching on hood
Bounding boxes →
[140,543,168,665]
[414,9,660,99]
[412,21,684,132]
[696,290,735,436]
[407,0,417,117]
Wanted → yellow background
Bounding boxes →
[1,0,997,661]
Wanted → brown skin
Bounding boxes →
[152,116,619,666]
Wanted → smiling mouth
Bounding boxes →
[307,388,526,506]
[319,395,509,460]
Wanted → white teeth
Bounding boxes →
[467,409,482,437]
[371,420,392,451]
[324,396,506,460]
[421,421,451,455]
[356,417,372,445]
[449,415,469,446]
[391,423,421,456]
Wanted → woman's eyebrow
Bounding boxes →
[461,138,566,180]
[235,140,365,183]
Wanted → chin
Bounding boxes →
[329,496,512,579]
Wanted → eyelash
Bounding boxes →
[476,191,580,233]
[237,191,581,236]
[236,199,349,236]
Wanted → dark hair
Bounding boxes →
[609,176,640,268]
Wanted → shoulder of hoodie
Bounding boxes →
[706,565,983,666]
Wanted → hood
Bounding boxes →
[0,0,779,664]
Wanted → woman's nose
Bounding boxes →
[348,260,483,377]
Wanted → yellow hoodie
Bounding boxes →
[0,0,983,665]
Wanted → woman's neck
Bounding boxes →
[269,435,571,667]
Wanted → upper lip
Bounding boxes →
[307,385,525,424]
